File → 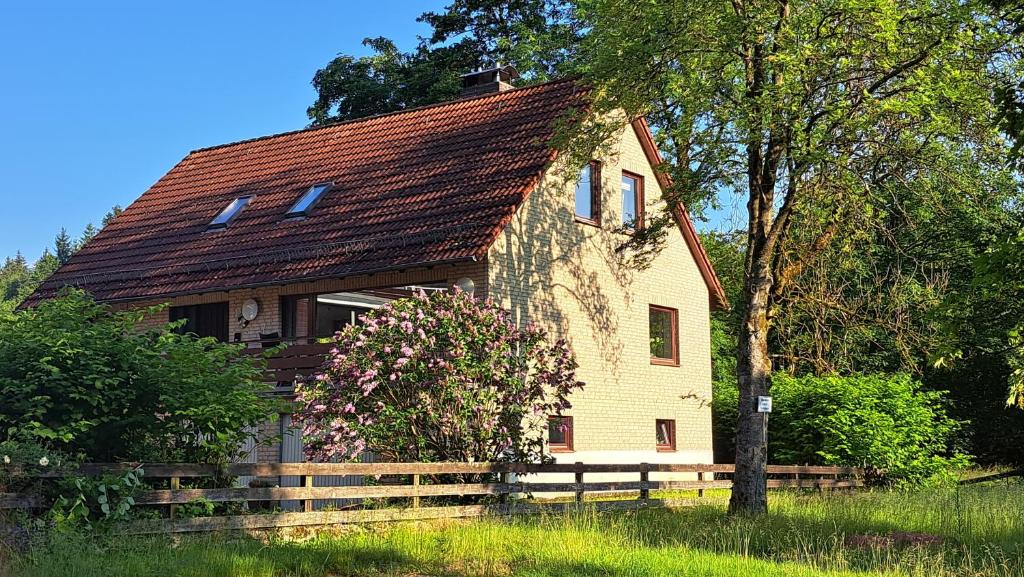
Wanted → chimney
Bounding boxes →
[460,65,520,98]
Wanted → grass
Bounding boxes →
[4,481,1023,577]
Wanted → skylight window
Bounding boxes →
[287,183,333,218]
[208,196,252,230]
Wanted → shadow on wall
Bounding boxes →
[490,137,638,377]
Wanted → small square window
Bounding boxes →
[656,419,676,451]
[621,172,643,229]
[650,305,679,365]
[548,416,573,452]
[574,161,601,225]
[208,196,253,230]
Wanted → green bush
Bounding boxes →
[48,468,145,531]
[713,373,968,483]
[0,289,282,463]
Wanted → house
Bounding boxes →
[28,68,727,472]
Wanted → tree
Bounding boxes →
[54,228,75,265]
[968,230,1024,409]
[991,0,1024,167]
[0,289,280,463]
[308,1,577,125]
[418,0,579,79]
[101,205,122,227]
[294,290,583,464]
[573,0,1018,514]
[78,223,98,246]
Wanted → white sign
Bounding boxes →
[757,396,773,413]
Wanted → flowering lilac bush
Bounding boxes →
[294,290,583,463]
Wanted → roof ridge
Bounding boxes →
[190,76,581,155]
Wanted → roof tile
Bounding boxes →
[29,79,586,304]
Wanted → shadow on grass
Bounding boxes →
[10,487,1024,577]
[620,490,1024,577]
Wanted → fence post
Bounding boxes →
[412,473,421,509]
[169,476,180,519]
[639,462,649,503]
[574,462,584,504]
[697,471,704,499]
[302,475,314,513]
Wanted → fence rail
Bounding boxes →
[1,461,864,533]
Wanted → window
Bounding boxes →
[286,183,333,218]
[548,416,573,452]
[208,196,252,230]
[574,161,601,225]
[169,302,229,342]
[621,172,643,229]
[314,292,390,337]
[649,305,679,365]
[656,419,676,451]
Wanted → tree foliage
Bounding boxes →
[571,0,1019,513]
[967,230,1024,409]
[0,290,280,463]
[307,1,578,125]
[713,373,967,484]
[294,290,583,463]
[1,206,122,314]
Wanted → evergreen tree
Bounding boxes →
[54,228,75,265]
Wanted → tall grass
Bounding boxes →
[5,482,1023,577]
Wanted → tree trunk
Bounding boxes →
[729,264,772,515]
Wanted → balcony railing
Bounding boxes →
[239,337,333,392]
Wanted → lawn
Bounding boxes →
[4,482,1023,577]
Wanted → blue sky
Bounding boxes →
[0,1,743,262]
[0,1,446,260]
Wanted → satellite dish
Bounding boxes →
[241,298,260,322]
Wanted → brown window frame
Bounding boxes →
[548,415,574,452]
[649,305,680,366]
[574,161,602,227]
[621,171,645,231]
[656,419,677,452]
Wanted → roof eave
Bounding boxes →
[630,117,730,311]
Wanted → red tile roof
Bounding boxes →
[28,79,726,309]
[27,80,581,303]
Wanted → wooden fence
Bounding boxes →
[0,462,864,533]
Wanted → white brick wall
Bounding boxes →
[118,123,715,466]
[487,123,714,463]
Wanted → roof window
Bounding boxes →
[208,196,252,230]
[287,183,333,218]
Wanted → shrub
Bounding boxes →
[713,373,968,483]
[295,290,584,463]
[0,437,74,495]
[48,468,145,531]
[0,289,281,463]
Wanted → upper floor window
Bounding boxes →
[650,305,679,366]
[621,172,643,229]
[548,415,574,452]
[574,161,601,225]
[287,183,333,218]
[208,196,253,230]
[656,419,676,451]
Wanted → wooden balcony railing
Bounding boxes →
[238,338,333,390]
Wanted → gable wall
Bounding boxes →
[486,124,713,463]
